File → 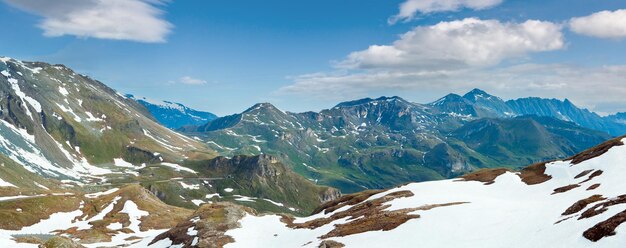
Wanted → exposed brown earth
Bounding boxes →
[583,209,626,242]
[587,184,601,191]
[320,202,467,239]
[311,189,385,215]
[568,136,624,165]
[0,194,82,230]
[562,195,606,215]
[574,170,594,179]
[579,170,603,184]
[551,170,603,195]
[13,235,43,244]
[318,240,345,248]
[38,236,85,248]
[57,185,193,244]
[552,184,580,194]
[518,162,552,185]
[459,168,511,185]
[282,189,467,240]
[150,202,252,248]
[282,190,415,230]
[579,195,626,220]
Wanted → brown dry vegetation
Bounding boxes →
[579,195,626,220]
[587,184,601,191]
[282,190,467,239]
[518,162,552,185]
[320,201,466,239]
[562,195,606,215]
[311,189,385,215]
[0,194,82,230]
[552,184,580,194]
[583,209,626,242]
[459,168,511,185]
[574,170,594,179]
[150,202,252,248]
[568,136,624,165]
[318,240,345,248]
[59,184,193,244]
[579,170,603,184]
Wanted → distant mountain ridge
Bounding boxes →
[0,56,337,222]
[184,89,614,193]
[127,94,217,129]
[428,89,626,136]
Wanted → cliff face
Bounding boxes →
[185,154,341,214]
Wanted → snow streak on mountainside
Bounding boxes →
[223,137,626,248]
[0,56,213,184]
[127,94,217,129]
[186,93,612,193]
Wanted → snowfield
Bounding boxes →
[0,136,625,247]
[223,138,626,248]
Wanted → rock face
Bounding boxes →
[184,88,613,193]
[185,154,341,214]
[150,202,252,248]
[39,236,85,248]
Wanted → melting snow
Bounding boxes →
[160,162,197,174]
[120,200,149,233]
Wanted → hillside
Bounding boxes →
[219,136,626,247]
[0,57,338,221]
[0,56,215,184]
[127,94,217,129]
[185,93,612,193]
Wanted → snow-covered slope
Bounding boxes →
[0,56,214,184]
[127,94,217,129]
[222,137,626,248]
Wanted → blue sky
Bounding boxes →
[1,0,626,116]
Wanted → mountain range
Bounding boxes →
[217,135,626,248]
[180,89,617,193]
[1,57,625,247]
[0,57,337,220]
[127,94,217,129]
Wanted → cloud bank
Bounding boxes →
[3,0,173,43]
[340,18,564,70]
[570,9,626,39]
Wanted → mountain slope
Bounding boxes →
[186,96,611,193]
[0,56,215,184]
[127,94,217,129]
[451,116,611,167]
[220,136,626,248]
[506,97,626,136]
[0,57,335,217]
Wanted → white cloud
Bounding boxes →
[390,0,502,24]
[339,18,564,70]
[179,76,207,85]
[569,9,626,39]
[278,64,626,113]
[276,17,626,114]
[3,0,172,43]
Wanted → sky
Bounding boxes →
[1,0,626,116]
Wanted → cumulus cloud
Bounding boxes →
[3,0,172,43]
[569,9,626,39]
[179,76,207,85]
[339,18,564,70]
[390,0,503,23]
[275,17,626,114]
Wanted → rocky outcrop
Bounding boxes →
[151,202,253,248]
